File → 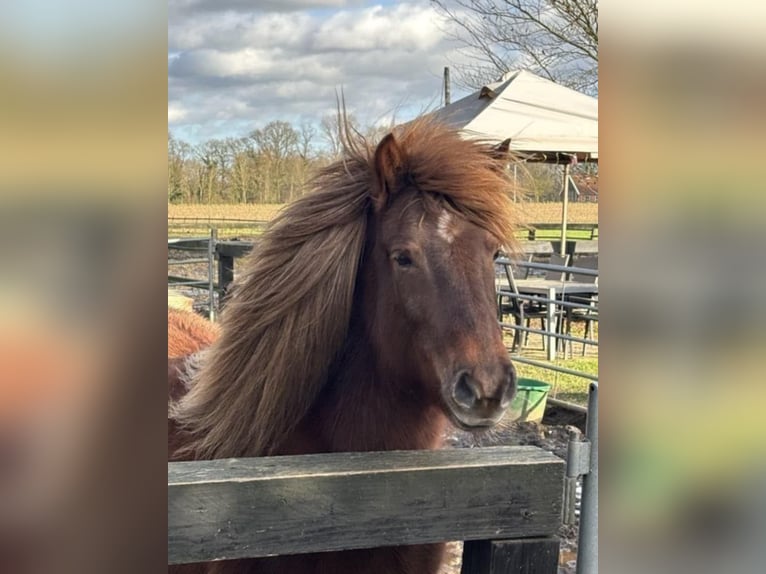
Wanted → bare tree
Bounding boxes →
[168,132,193,202]
[298,122,317,162]
[250,121,300,202]
[250,121,299,161]
[168,119,346,204]
[226,137,253,203]
[320,112,356,159]
[194,141,220,204]
[206,138,231,199]
[432,0,598,93]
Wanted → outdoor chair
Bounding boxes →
[563,256,598,357]
[525,253,570,324]
[545,253,570,280]
[497,261,558,351]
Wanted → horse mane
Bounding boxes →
[170,118,520,460]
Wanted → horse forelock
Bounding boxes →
[392,118,521,253]
[170,119,520,460]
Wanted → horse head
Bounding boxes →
[363,132,516,430]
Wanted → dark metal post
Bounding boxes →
[576,383,598,574]
[444,66,451,106]
[217,252,235,307]
[208,228,217,321]
[560,164,570,256]
[461,538,560,574]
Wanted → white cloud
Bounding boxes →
[171,48,275,78]
[170,0,355,14]
[168,102,189,123]
[169,11,316,52]
[168,2,469,144]
[314,4,445,52]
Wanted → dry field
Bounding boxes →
[511,201,597,224]
[168,203,286,221]
[168,202,597,225]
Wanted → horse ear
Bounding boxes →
[372,133,405,209]
[489,138,511,161]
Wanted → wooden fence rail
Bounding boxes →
[168,446,564,573]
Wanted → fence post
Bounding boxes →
[217,251,235,307]
[461,538,560,574]
[576,383,598,574]
[208,228,217,321]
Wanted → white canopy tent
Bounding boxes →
[420,70,598,251]
[425,69,598,161]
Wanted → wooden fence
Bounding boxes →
[168,446,565,573]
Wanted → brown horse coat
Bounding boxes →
[168,119,519,574]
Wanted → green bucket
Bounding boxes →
[509,378,551,422]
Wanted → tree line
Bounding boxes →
[168,116,394,204]
[169,117,594,204]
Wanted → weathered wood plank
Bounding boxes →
[168,446,563,565]
[461,538,560,574]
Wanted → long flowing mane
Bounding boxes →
[170,119,520,460]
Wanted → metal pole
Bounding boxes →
[208,228,217,321]
[513,164,518,202]
[561,163,570,256]
[443,66,450,106]
[546,287,556,362]
[576,382,598,574]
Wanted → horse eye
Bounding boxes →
[393,253,413,268]
[493,250,502,261]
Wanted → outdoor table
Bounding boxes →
[509,279,599,361]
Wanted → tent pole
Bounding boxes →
[443,66,450,106]
[513,164,517,202]
[561,163,570,256]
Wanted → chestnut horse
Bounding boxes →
[169,120,519,574]
[167,308,219,402]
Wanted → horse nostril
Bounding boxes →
[452,371,481,410]
[500,363,517,408]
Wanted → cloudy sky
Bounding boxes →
[168,0,475,145]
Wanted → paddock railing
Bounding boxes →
[168,231,597,319]
[167,218,595,241]
[168,446,565,573]
[495,257,598,413]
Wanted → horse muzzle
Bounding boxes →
[444,362,516,429]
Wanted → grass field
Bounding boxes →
[515,358,596,406]
[502,320,598,406]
